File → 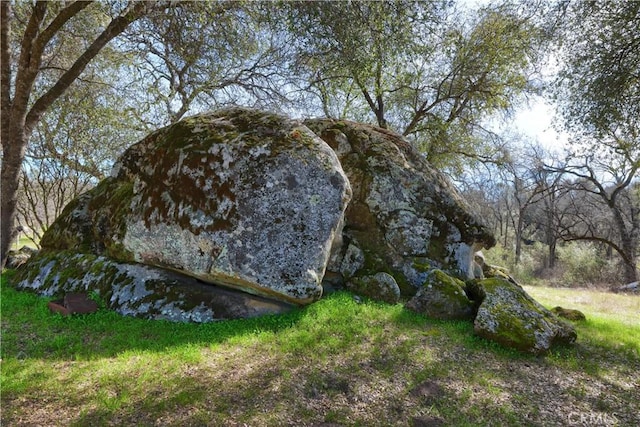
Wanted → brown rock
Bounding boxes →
[64,293,98,314]
[48,300,71,316]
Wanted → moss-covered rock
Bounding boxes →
[32,108,352,306]
[20,109,503,319]
[346,272,401,304]
[306,119,495,295]
[469,278,577,355]
[552,306,586,322]
[405,269,474,320]
[12,250,292,322]
[5,246,37,269]
[41,178,135,260]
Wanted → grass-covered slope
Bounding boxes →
[2,271,638,426]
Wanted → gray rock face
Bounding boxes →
[306,119,496,294]
[405,270,474,320]
[468,278,577,355]
[15,109,513,327]
[14,251,292,321]
[37,108,351,305]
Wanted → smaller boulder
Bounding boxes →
[552,306,586,322]
[469,278,577,355]
[346,272,401,304]
[405,270,474,320]
[472,252,485,279]
[338,241,365,279]
[6,246,37,269]
[481,260,518,285]
[612,281,639,293]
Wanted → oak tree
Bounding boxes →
[0,1,169,267]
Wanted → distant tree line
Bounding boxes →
[462,141,639,285]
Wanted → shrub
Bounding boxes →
[482,241,622,288]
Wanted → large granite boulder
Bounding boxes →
[468,278,577,355]
[306,119,496,294]
[24,108,351,307]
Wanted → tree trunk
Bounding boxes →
[612,207,639,284]
[621,259,638,284]
[514,215,524,265]
[545,211,557,269]
[503,219,509,248]
[0,1,157,269]
[1,133,28,268]
[619,236,638,284]
[547,237,557,269]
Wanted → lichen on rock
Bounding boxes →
[17,108,531,330]
[27,108,352,306]
[13,250,293,322]
[347,272,401,304]
[306,119,496,295]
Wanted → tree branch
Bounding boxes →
[31,1,93,67]
[25,1,153,133]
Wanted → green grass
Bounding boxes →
[2,272,639,426]
[10,235,39,251]
[525,285,640,372]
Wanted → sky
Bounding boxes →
[511,96,569,152]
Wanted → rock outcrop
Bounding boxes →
[19,108,351,310]
[306,119,496,295]
[12,108,576,354]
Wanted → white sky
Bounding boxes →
[512,97,570,152]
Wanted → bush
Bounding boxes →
[556,243,621,287]
[482,240,622,288]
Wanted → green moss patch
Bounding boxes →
[406,269,474,320]
[472,278,577,355]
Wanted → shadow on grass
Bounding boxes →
[0,278,309,361]
[3,271,639,426]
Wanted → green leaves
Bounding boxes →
[282,1,545,170]
[555,0,640,145]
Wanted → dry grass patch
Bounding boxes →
[524,285,640,326]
